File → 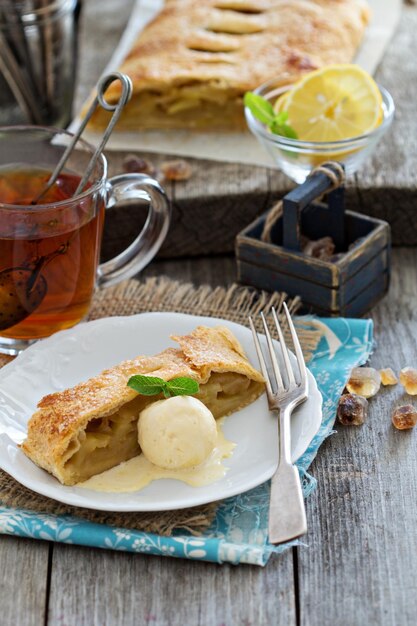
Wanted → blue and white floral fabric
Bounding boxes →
[0,318,373,566]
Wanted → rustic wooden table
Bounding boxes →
[2,2,417,624]
[2,250,417,626]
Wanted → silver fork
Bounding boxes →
[249,303,308,544]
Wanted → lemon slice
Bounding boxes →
[284,64,383,142]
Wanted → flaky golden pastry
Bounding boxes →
[21,326,264,486]
[88,0,370,131]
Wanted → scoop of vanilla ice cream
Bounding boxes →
[138,396,217,470]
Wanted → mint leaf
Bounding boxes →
[127,374,199,398]
[127,374,167,396]
[282,124,298,139]
[244,92,275,125]
[245,91,298,140]
[166,377,200,396]
[270,121,283,135]
[281,124,298,139]
[270,121,298,139]
[274,111,289,124]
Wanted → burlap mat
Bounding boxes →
[0,277,322,536]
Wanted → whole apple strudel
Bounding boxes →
[88,0,370,131]
[21,326,264,486]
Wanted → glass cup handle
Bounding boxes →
[97,173,171,288]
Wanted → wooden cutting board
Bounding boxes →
[76,0,417,260]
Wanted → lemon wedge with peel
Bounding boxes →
[283,64,383,142]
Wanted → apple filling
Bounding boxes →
[89,83,246,131]
[62,372,263,485]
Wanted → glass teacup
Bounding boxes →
[0,126,170,354]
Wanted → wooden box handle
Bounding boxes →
[261,162,345,249]
[282,162,345,251]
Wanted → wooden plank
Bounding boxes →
[353,4,417,246]
[169,158,271,257]
[237,258,339,310]
[338,217,389,281]
[141,254,238,287]
[102,151,176,261]
[101,151,271,259]
[0,536,50,626]
[236,229,338,286]
[47,546,296,626]
[343,271,389,317]
[297,247,417,625]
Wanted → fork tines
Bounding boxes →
[249,303,307,402]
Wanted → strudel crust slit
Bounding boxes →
[21,326,265,486]
[88,0,370,131]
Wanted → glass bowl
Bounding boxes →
[245,79,395,183]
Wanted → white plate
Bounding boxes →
[0,313,322,511]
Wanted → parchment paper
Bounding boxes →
[72,0,401,166]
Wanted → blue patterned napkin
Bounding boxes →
[0,317,373,565]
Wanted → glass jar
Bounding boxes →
[0,0,81,127]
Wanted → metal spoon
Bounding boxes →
[32,72,132,204]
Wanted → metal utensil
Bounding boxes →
[2,0,43,102]
[249,303,308,544]
[32,71,132,204]
[0,29,43,124]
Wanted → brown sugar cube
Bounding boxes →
[391,405,417,430]
[122,154,156,176]
[346,367,381,399]
[337,394,368,426]
[380,368,398,386]
[302,236,335,261]
[399,367,417,395]
[161,159,192,181]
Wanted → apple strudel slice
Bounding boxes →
[21,326,264,486]
[88,0,370,131]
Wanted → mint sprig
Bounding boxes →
[244,92,298,139]
[243,92,275,124]
[127,374,199,398]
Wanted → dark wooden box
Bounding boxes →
[236,167,391,317]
